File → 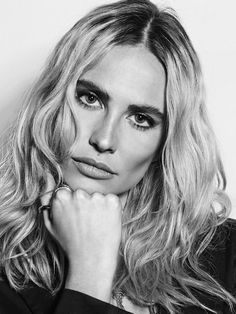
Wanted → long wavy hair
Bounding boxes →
[0,0,234,313]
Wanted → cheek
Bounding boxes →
[71,109,98,140]
[122,130,162,173]
[116,147,156,194]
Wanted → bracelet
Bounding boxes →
[112,289,125,309]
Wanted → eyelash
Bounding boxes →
[75,91,157,131]
[128,114,156,131]
[76,92,102,111]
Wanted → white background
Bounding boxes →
[0,0,235,217]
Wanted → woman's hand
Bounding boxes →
[41,174,123,302]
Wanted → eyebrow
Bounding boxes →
[76,79,164,119]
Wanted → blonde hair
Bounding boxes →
[0,0,234,313]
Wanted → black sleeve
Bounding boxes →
[180,218,236,314]
[0,280,32,314]
[218,218,236,313]
[222,218,236,293]
[206,218,236,295]
[0,279,132,314]
[53,289,132,314]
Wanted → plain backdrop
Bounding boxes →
[0,0,235,217]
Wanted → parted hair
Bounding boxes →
[0,0,235,313]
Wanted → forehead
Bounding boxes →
[80,45,166,112]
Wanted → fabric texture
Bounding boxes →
[0,218,235,314]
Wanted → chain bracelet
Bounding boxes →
[112,289,159,313]
[112,289,125,309]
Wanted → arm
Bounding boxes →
[41,175,124,311]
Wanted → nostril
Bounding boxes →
[89,137,115,154]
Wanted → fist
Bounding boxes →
[41,175,123,301]
[50,188,122,261]
[40,174,123,276]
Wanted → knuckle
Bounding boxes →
[92,192,104,200]
[106,193,120,204]
[54,189,71,201]
[74,189,88,200]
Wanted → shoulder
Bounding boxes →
[0,279,31,313]
[202,218,236,292]
[218,217,236,233]
[212,218,236,250]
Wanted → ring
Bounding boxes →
[38,204,51,213]
[54,184,73,195]
[38,184,72,216]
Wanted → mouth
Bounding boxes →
[71,156,117,179]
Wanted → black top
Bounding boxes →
[0,219,236,314]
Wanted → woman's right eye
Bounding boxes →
[76,92,102,110]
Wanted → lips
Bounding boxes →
[71,156,117,175]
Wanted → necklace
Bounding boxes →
[112,289,159,313]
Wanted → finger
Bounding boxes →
[40,172,56,232]
[73,187,91,201]
[40,172,56,206]
[49,186,73,226]
[43,209,55,236]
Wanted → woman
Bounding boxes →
[0,0,235,313]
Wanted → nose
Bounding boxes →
[89,116,118,154]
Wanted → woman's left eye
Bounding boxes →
[128,114,155,131]
[76,92,102,110]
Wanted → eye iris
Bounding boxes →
[86,94,96,103]
[135,114,146,124]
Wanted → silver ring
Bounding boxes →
[54,185,73,194]
[38,204,51,213]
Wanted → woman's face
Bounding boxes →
[62,45,165,203]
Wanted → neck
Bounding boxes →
[118,191,128,209]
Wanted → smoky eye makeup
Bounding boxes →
[75,92,102,111]
[127,104,163,130]
[127,112,161,131]
[75,83,89,100]
[75,79,110,105]
[74,78,164,130]
[74,81,102,110]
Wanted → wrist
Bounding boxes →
[65,264,114,302]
